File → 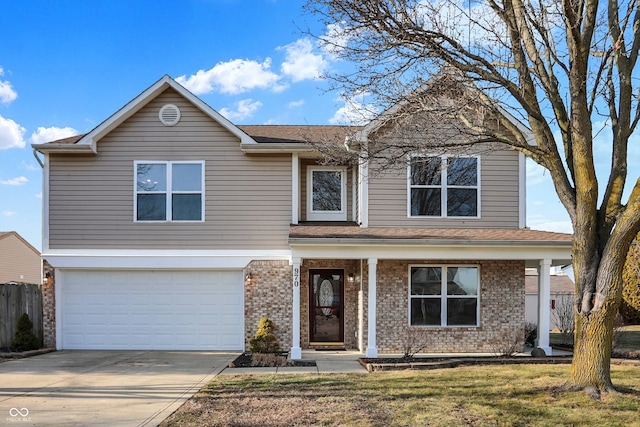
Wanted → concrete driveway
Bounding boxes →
[0,350,237,426]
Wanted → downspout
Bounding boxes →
[33,148,44,168]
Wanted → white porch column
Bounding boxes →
[537,259,552,354]
[290,257,302,359]
[366,258,378,357]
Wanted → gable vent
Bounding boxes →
[159,104,181,126]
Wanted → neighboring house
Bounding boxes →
[0,231,41,284]
[33,75,572,356]
[525,269,575,330]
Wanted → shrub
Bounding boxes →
[491,330,523,358]
[524,322,537,347]
[400,326,429,360]
[249,317,280,353]
[250,353,291,367]
[551,294,575,345]
[11,313,41,351]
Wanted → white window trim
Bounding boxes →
[134,160,205,222]
[407,154,481,219]
[408,264,481,327]
[307,166,347,221]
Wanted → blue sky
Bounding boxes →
[0,0,580,251]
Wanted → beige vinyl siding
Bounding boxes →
[0,233,41,283]
[368,148,521,228]
[48,89,291,250]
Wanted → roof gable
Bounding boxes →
[32,75,254,154]
[0,231,40,256]
[350,72,535,146]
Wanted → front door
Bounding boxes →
[309,269,344,343]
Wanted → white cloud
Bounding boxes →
[177,58,283,95]
[35,192,42,199]
[30,126,79,144]
[279,38,328,82]
[0,66,18,104]
[526,158,550,185]
[2,210,17,217]
[528,216,574,233]
[21,160,39,172]
[319,22,351,59]
[329,93,378,125]
[219,99,263,121]
[0,115,26,150]
[0,176,28,186]
[0,81,17,104]
[288,99,305,108]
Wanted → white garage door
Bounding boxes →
[61,270,244,350]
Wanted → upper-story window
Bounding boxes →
[135,161,204,222]
[307,166,347,221]
[408,155,479,218]
[409,265,480,327]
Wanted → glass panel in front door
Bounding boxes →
[311,272,342,342]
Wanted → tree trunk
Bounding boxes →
[566,251,625,396]
[568,307,616,394]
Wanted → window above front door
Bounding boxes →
[307,166,347,221]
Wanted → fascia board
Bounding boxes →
[288,238,572,247]
[31,141,97,154]
[495,105,536,146]
[240,143,316,153]
[42,249,292,269]
[290,242,572,263]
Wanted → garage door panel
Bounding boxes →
[61,270,244,350]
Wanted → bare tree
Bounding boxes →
[305,0,640,394]
[551,294,575,345]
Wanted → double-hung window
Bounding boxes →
[135,161,204,222]
[409,155,479,217]
[307,166,347,221]
[409,265,479,326]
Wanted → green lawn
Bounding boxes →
[550,325,640,353]
[161,363,640,427]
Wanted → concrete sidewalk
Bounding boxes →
[219,350,368,375]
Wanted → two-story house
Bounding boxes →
[33,76,572,357]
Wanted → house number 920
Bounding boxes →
[293,268,299,287]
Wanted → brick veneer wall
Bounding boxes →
[244,258,525,354]
[374,259,526,353]
[244,260,293,351]
[42,260,56,348]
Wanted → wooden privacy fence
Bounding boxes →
[0,283,43,349]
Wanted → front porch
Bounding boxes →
[287,225,573,360]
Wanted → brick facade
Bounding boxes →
[244,260,293,351]
[373,259,526,353]
[42,260,56,348]
[244,258,525,354]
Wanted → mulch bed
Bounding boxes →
[229,352,317,368]
[359,356,574,372]
[0,347,55,359]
